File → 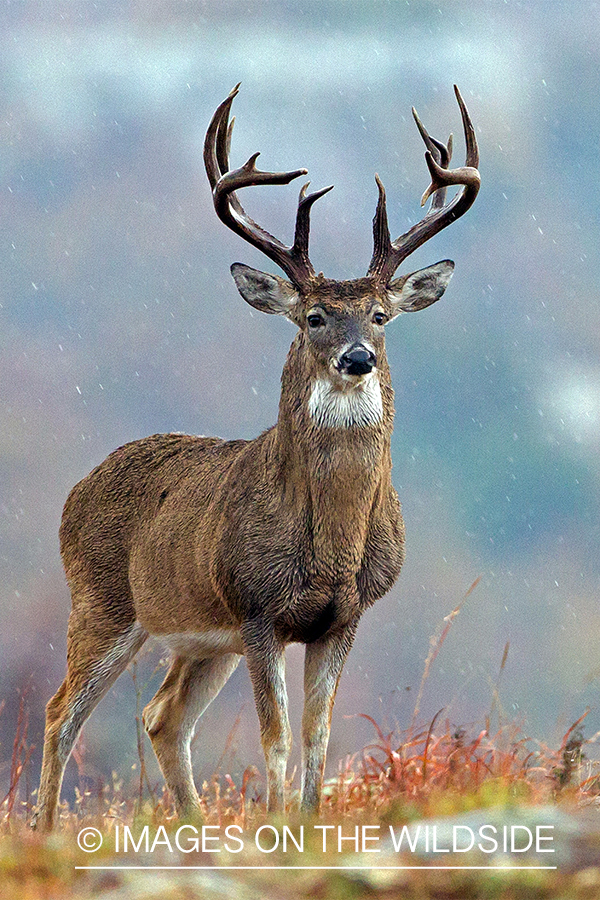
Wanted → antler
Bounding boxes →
[367,85,480,285]
[204,84,333,291]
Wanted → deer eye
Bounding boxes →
[307,313,325,329]
[372,311,387,326]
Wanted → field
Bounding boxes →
[3,619,600,900]
[3,715,600,899]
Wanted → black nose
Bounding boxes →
[339,346,377,376]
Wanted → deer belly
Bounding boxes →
[157,629,244,657]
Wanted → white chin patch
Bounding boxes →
[308,373,384,428]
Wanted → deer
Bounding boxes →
[32,84,479,830]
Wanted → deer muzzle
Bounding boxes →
[337,345,377,377]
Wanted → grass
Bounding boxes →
[2,586,600,898]
[2,714,600,899]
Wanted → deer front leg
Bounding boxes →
[241,620,291,812]
[301,620,358,814]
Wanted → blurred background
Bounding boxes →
[2,0,600,800]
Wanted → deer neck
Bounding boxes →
[272,333,395,569]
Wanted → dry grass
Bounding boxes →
[4,713,596,828]
[2,587,600,898]
[1,712,600,900]
[318,711,598,822]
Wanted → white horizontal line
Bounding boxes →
[75,865,558,871]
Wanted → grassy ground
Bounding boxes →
[4,596,600,898]
[3,710,600,900]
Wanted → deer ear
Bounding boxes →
[231,263,301,319]
[386,260,455,317]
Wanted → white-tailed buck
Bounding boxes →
[33,85,479,829]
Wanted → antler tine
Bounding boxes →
[455,84,479,169]
[412,106,452,211]
[419,89,479,207]
[204,86,331,290]
[216,109,233,179]
[293,182,334,270]
[367,86,480,285]
[369,174,393,280]
[204,83,239,190]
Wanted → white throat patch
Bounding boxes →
[308,374,384,428]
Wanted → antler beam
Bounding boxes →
[367,85,480,285]
[204,85,332,290]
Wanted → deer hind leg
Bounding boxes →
[143,653,241,817]
[33,613,148,831]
